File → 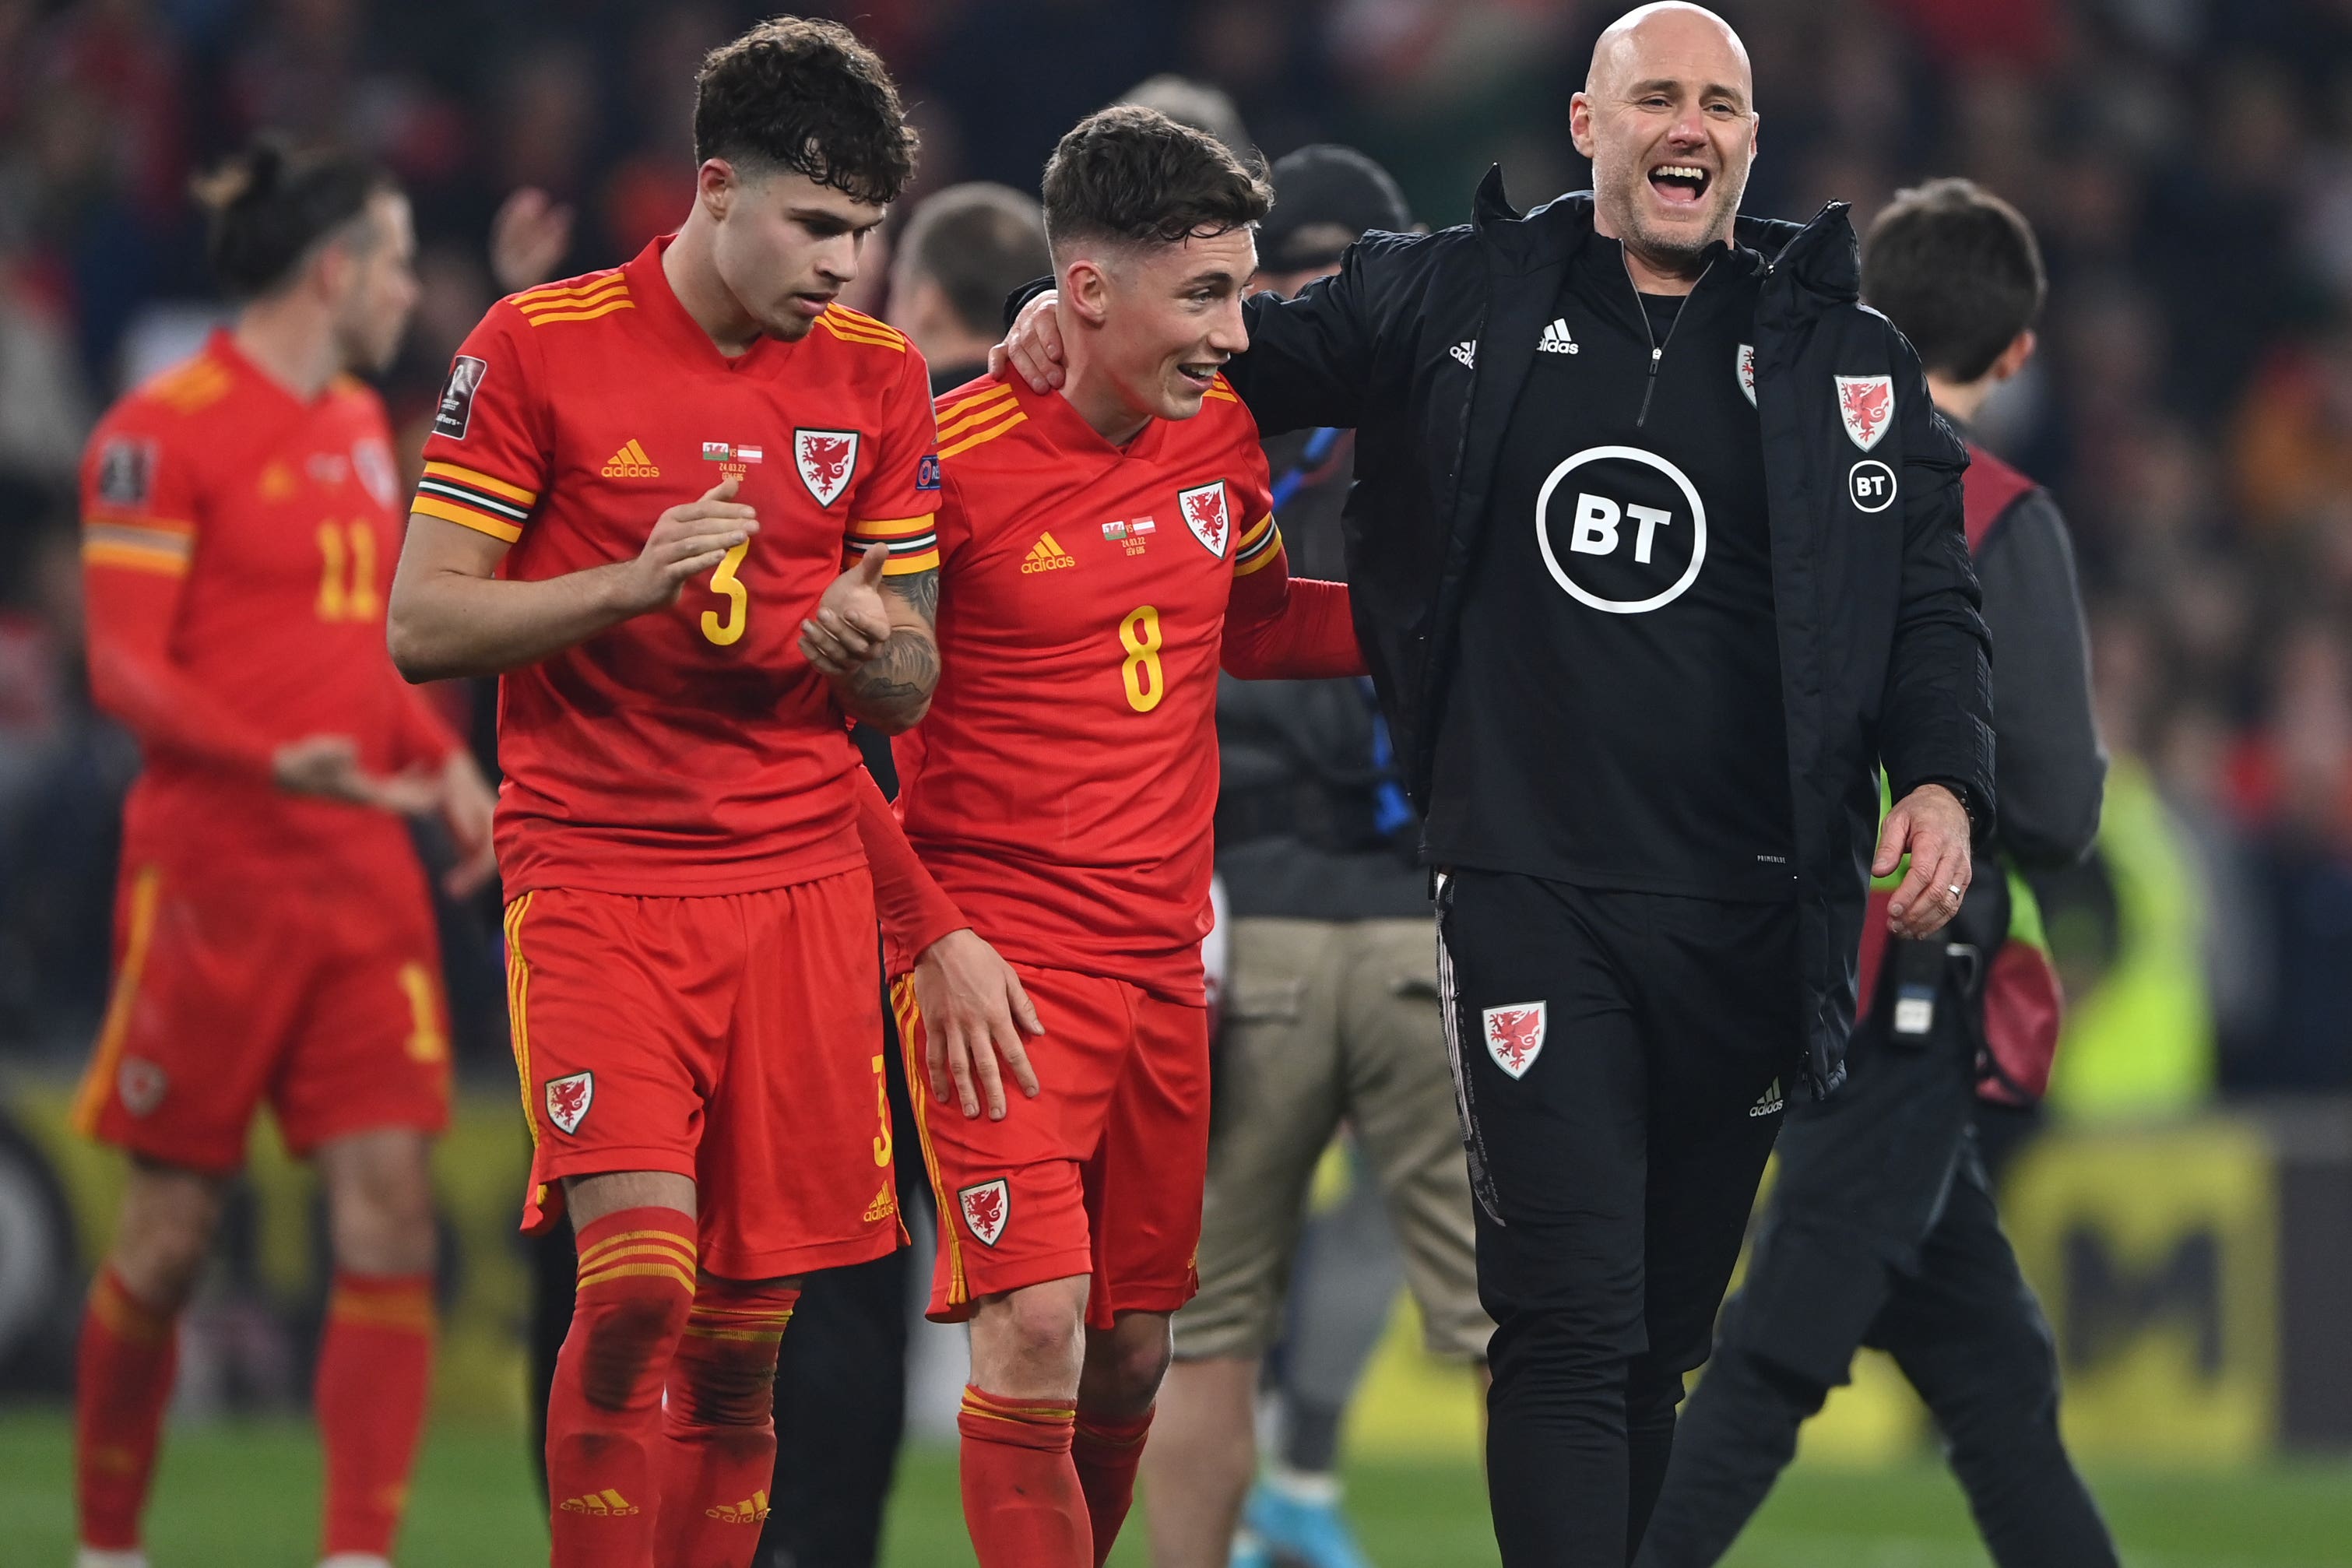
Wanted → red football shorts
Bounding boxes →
[895,962,1210,1329]
[504,869,903,1281]
[72,858,452,1172]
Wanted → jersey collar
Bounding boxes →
[625,235,794,378]
[203,327,339,411]
[1014,372,1172,465]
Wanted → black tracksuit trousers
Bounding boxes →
[1632,981,2118,1568]
[1438,870,1791,1568]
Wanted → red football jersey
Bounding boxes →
[893,374,1311,1003]
[415,237,942,896]
[80,331,460,891]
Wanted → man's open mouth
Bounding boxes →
[1648,163,1712,207]
[1176,362,1220,389]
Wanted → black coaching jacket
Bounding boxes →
[1216,171,1995,1096]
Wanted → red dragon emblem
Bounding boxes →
[794,428,860,507]
[1179,480,1231,558]
[1482,1004,1547,1080]
[1834,375,1894,452]
[958,1179,1010,1247]
[544,1071,594,1135]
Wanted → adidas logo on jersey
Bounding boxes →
[560,1489,642,1517]
[601,440,659,478]
[705,1490,772,1524]
[1538,318,1580,354]
[1450,340,1478,369]
[1021,532,1078,574]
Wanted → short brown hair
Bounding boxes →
[896,184,1053,336]
[1862,178,2046,383]
[1041,106,1271,262]
[694,17,917,207]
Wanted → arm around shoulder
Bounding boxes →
[1221,229,1436,437]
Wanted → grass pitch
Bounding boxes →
[2,1410,2348,1566]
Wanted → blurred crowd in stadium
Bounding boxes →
[0,0,2347,1114]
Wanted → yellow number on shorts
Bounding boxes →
[315,521,381,623]
[1120,604,1164,712]
[871,1053,893,1167]
[701,540,750,646]
[398,961,447,1063]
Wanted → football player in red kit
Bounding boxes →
[860,108,1362,1568]
[385,20,1015,1568]
[71,142,495,1568]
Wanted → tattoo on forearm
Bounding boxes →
[887,568,939,627]
[845,629,939,719]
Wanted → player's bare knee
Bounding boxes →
[111,1163,227,1310]
[974,1285,1088,1392]
[326,1173,437,1276]
[111,1221,212,1311]
[321,1131,438,1275]
[1083,1316,1173,1415]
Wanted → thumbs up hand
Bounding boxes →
[800,541,896,676]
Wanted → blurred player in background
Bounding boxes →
[70,139,495,1568]
[754,179,1050,1568]
[879,107,1363,1568]
[385,19,1015,1568]
[1141,144,1491,1568]
[1636,179,2116,1568]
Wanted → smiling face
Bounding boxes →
[1571,3,1758,272]
[707,162,887,341]
[1063,223,1257,435]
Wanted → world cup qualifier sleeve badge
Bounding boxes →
[1481,1002,1547,1080]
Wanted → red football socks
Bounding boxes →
[546,1208,697,1567]
[958,1385,1093,1567]
[75,1267,177,1552]
[1072,1406,1155,1564]
[656,1276,799,1568]
[315,1271,437,1559]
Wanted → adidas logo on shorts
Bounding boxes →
[561,1489,641,1517]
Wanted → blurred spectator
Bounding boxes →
[1120,72,1254,154]
[889,181,1051,388]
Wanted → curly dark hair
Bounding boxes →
[1042,105,1271,259]
[192,137,395,299]
[694,17,918,207]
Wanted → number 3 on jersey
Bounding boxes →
[701,540,750,646]
[1120,604,1164,712]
